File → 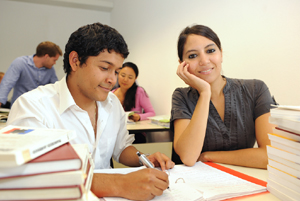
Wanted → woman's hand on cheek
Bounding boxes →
[177,61,210,94]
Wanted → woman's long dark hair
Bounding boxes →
[122,62,139,111]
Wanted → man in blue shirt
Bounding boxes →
[0,41,62,108]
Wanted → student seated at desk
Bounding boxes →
[171,24,275,169]
[112,62,156,143]
[7,22,174,201]
[112,62,155,122]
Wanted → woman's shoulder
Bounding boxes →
[172,86,195,96]
[227,77,267,89]
[136,86,147,95]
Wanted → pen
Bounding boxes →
[136,151,170,190]
[136,151,154,168]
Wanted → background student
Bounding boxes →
[171,24,275,169]
[7,22,174,200]
[113,62,156,143]
[112,62,155,122]
[0,41,61,108]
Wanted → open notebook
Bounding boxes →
[95,161,267,201]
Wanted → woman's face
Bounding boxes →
[181,34,223,84]
[118,67,137,90]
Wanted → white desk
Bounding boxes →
[126,120,171,143]
[126,120,169,133]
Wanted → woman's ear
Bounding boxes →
[69,51,79,72]
[179,59,183,64]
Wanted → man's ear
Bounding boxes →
[69,51,79,71]
[43,54,49,59]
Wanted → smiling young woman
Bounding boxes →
[112,62,155,122]
[171,24,275,169]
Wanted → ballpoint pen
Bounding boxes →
[136,151,154,168]
[136,151,170,190]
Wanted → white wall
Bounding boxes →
[1,0,299,114]
[111,0,300,115]
[0,0,111,80]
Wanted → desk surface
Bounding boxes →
[126,120,169,132]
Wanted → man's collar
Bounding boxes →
[58,76,77,114]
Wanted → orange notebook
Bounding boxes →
[205,162,269,200]
[0,142,82,179]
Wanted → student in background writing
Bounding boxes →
[7,22,174,200]
[112,62,155,122]
[0,41,61,108]
[171,24,275,169]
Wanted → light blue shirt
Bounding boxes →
[0,55,58,106]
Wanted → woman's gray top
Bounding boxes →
[171,77,274,153]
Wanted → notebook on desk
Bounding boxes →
[96,161,267,201]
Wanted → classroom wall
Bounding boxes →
[0,0,111,80]
[111,0,300,115]
[1,0,299,114]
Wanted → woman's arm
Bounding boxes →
[173,92,210,166]
[173,61,211,166]
[136,87,155,121]
[199,112,274,169]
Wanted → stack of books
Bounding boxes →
[0,125,94,201]
[148,115,170,128]
[267,105,300,200]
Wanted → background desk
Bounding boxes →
[0,122,6,129]
[127,120,172,143]
[127,120,169,133]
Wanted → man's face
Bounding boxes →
[43,54,60,69]
[74,50,124,102]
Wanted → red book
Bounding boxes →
[0,144,94,201]
[0,143,82,179]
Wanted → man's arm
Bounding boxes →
[0,61,22,105]
[91,168,169,200]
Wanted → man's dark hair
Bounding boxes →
[63,22,129,75]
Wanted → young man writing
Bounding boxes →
[7,22,174,200]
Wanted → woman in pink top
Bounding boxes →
[112,62,155,122]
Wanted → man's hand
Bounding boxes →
[120,168,169,200]
[147,152,175,171]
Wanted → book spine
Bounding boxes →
[15,135,70,166]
